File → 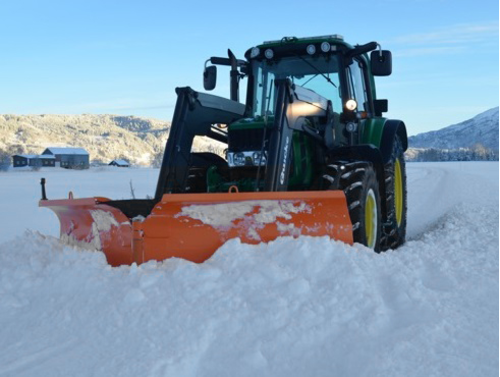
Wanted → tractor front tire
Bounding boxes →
[328,162,382,250]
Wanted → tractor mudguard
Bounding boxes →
[379,120,408,164]
[360,118,408,164]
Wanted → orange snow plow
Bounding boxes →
[40,191,352,266]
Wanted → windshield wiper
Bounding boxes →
[296,55,337,88]
[300,73,318,87]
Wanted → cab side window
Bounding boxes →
[347,60,368,112]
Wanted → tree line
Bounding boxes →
[406,144,499,162]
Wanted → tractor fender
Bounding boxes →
[379,120,408,164]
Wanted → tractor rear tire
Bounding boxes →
[327,162,382,250]
[381,135,407,249]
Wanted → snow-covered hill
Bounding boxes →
[0,114,225,167]
[0,114,171,166]
[0,162,498,376]
[409,107,499,151]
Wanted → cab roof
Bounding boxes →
[245,35,355,60]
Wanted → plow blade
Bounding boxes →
[39,197,134,266]
[40,191,353,266]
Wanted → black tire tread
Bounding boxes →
[325,161,382,250]
[381,136,407,250]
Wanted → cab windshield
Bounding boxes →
[251,54,342,118]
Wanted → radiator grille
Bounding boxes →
[228,128,267,152]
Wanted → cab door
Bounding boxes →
[345,58,372,145]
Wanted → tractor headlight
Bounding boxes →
[227,151,267,167]
[264,48,274,59]
[232,152,246,166]
[250,47,260,58]
[306,44,316,55]
[252,151,267,165]
[346,122,357,132]
[345,99,357,111]
[320,42,331,52]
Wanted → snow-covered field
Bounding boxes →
[0,162,498,376]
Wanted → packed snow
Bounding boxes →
[90,209,121,232]
[177,200,311,228]
[0,162,498,377]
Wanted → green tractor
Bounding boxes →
[161,34,408,251]
[41,34,408,266]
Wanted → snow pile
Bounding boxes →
[177,200,310,227]
[0,162,498,376]
[90,209,121,231]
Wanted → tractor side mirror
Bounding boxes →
[203,65,217,91]
[370,50,392,76]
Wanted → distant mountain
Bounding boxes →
[409,107,499,151]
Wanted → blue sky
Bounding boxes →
[0,0,498,135]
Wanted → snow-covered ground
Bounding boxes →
[0,162,498,376]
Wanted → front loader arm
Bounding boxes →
[154,87,245,201]
[263,79,295,191]
[264,80,328,191]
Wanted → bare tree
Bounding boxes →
[150,150,163,168]
[0,150,11,172]
[129,180,136,199]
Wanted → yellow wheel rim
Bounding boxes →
[365,189,377,248]
[394,158,403,227]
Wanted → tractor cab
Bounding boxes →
[202,35,393,193]
[204,34,392,122]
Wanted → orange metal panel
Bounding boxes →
[138,191,353,263]
[40,197,133,266]
[40,190,353,266]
